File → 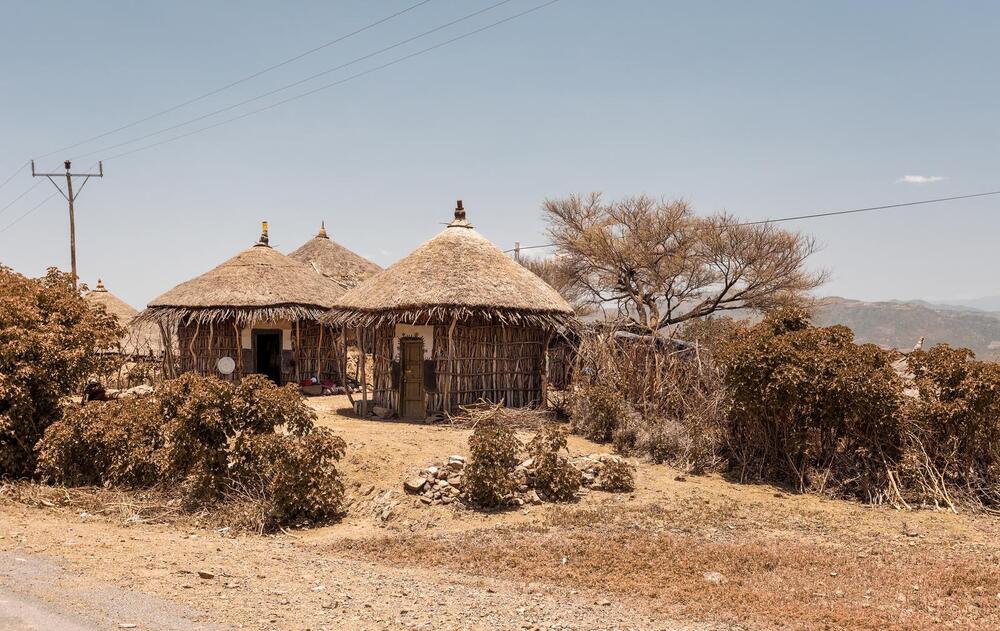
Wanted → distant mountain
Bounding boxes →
[927,296,1000,313]
[813,297,1000,359]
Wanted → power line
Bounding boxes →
[0,161,28,194]
[1,1,561,235]
[0,191,59,233]
[733,190,1000,226]
[502,189,1000,253]
[71,0,519,162]
[0,180,43,217]
[35,0,436,160]
[100,0,563,163]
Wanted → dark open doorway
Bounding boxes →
[252,330,282,384]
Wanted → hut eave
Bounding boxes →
[323,305,577,329]
[136,303,331,327]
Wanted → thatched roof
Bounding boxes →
[85,280,163,355]
[288,223,382,290]
[138,226,347,326]
[326,202,575,328]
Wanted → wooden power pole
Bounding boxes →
[32,160,104,289]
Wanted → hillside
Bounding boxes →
[813,297,1000,359]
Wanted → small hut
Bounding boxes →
[288,222,382,289]
[138,224,348,385]
[85,279,163,358]
[325,201,576,418]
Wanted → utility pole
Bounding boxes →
[514,241,521,262]
[32,160,104,289]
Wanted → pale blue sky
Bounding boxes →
[1,0,997,308]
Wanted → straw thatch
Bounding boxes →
[288,223,382,290]
[85,279,163,356]
[138,236,347,326]
[326,205,575,328]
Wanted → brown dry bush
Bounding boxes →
[0,267,121,477]
[719,308,905,501]
[902,345,1000,510]
[35,398,163,487]
[594,458,635,492]
[34,373,345,531]
[230,430,346,531]
[462,406,522,508]
[526,425,580,501]
[570,326,726,472]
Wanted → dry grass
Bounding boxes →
[330,497,1000,630]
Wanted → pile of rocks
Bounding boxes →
[403,452,634,508]
[403,456,466,506]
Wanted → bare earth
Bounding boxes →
[2,395,999,630]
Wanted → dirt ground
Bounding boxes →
[2,395,999,630]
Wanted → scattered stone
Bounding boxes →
[703,571,727,585]
[403,477,427,494]
[198,570,215,580]
[372,405,393,419]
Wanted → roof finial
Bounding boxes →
[318,221,329,239]
[258,220,270,246]
[94,278,107,292]
[448,199,473,228]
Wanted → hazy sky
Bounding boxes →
[1,1,997,308]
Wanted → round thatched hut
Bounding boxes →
[85,279,162,358]
[288,222,382,289]
[138,224,348,385]
[325,201,575,418]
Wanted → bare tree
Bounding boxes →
[519,255,592,316]
[543,193,826,330]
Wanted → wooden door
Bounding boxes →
[400,338,425,419]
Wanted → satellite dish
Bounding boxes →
[217,356,236,375]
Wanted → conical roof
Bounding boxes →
[288,222,382,290]
[139,225,347,325]
[85,279,138,322]
[326,202,574,328]
[85,280,163,355]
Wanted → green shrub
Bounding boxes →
[463,415,522,508]
[0,268,121,477]
[526,425,580,501]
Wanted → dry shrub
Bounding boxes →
[35,398,163,487]
[230,430,346,531]
[570,326,726,472]
[719,308,904,501]
[463,406,522,508]
[569,382,627,443]
[902,345,1000,510]
[0,267,121,477]
[34,373,345,531]
[594,458,635,492]
[526,426,580,501]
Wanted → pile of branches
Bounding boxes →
[447,400,556,431]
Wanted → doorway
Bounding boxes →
[252,330,282,385]
[399,337,425,419]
